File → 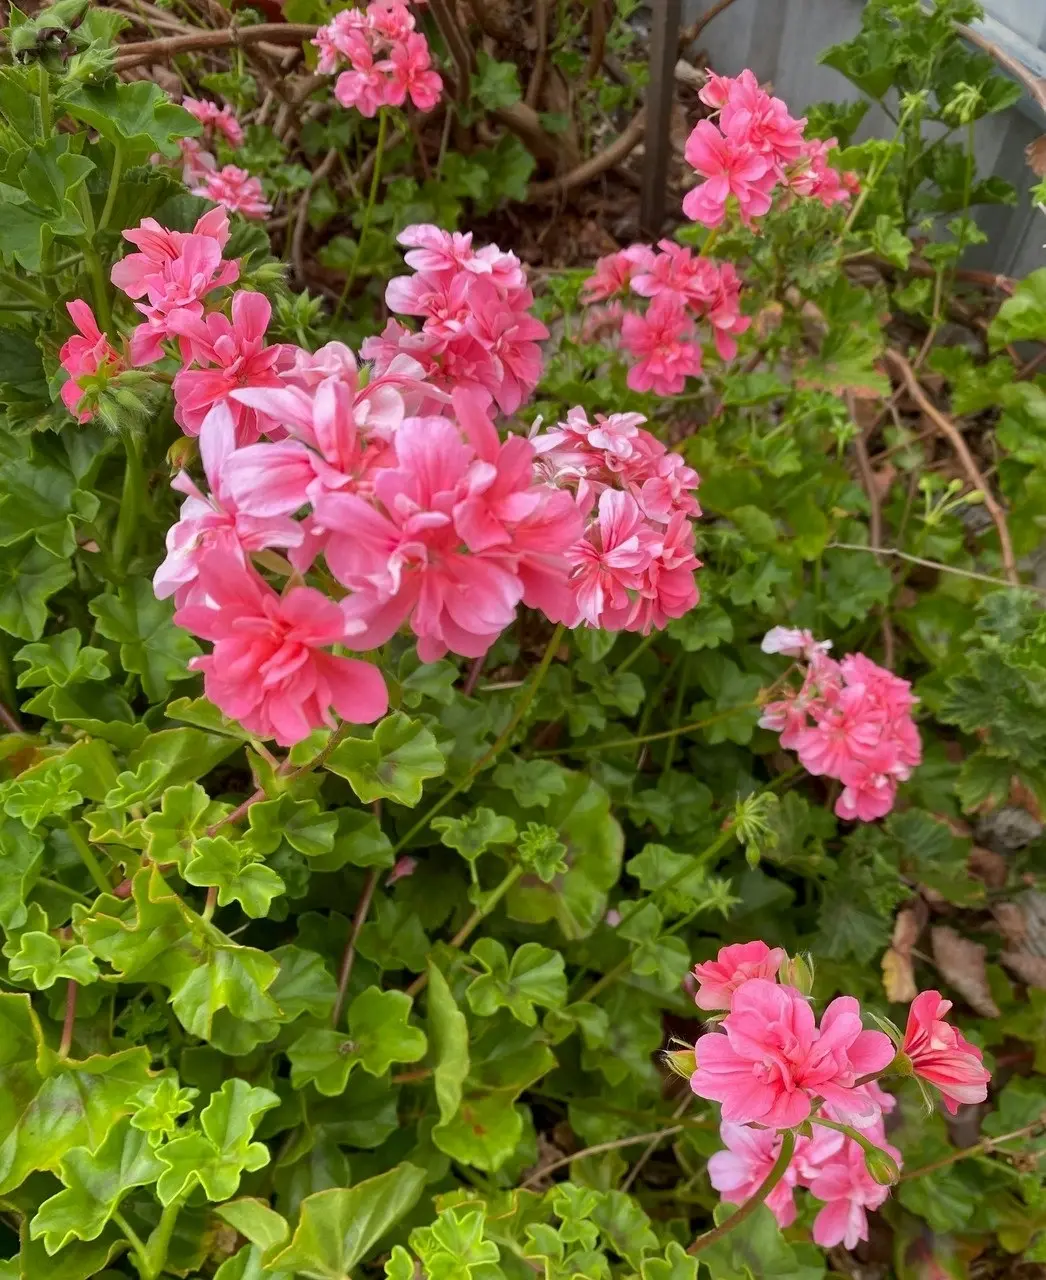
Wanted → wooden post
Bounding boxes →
[640,0,682,235]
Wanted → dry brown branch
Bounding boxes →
[113,22,318,70]
[848,391,896,666]
[678,0,741,52]
[291,147,338,285]
[584,0,607,81]
[426,0,472,101]
[956,22,1046,120]
[495,99,573,167]
[883,348,1019,586]
[525,0,549,108]
[528,107,645,199]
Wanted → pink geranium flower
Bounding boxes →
[154,404,303,606]
[385,33,443,111]
[59,300,123,423]
[566,489,657,629]
[902,991,991,1114]
[708,1122,799,1228]
[174,550,388,746]
[171,291,292,444]
[809,1138,897,1250]
[690,980,895,1129]
[682,119,776,228]
[192,165,271,220]
[692,941,786,1011]
[182,97,245,148]
[582,245,657,302]
[621,295,703,395]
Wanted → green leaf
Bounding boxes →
[29,1118,165,1254]
[0,992,152,1195]
[325,713,445,806]
[247,795,338,858]
[0,820,43,931]
[215,1198,290,1252]
[493,757,569,808]
[76,866,280,1042]
[269,945,338,1023]
[6,931,98,989]
[0,541,75,640]
[431,808,517,865]
[432,1094,524,1173]
[64,81,200,163]
[0,454,99,560]
[288,987,427,1095]
[471,51,522,110]
[155,1078,280,1206]
[267,1163,428,1280]
[427,963,469,1126]
[183,835,286,918]
[465,938,567,1027]
[129,1074,198,1140]
[991,268,1046,347]
[517,822,568,882]
[141,782,227,864]
[89,582,200,702]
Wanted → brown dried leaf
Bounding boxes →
[1026,134,1046,177]
[882,905,923,1003]
[1001,950,1046,989]
[931,926,1000,1017]
[993,901,1026,947]
[969,846,1007,890]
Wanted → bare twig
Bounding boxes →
[0,700,21,734]
[622,1096,692,1192]
[332,866,381,1027]
[426,0,472,101]
[883,349,1018,585]
[291,147,338,284]
[528,108,645,199]
[847,392,896,667]
[462,657,485,697]
[526,0,549,108]
[114,22,319,70]
[828,542,1045,595]
[899,1115,1046,1182]
[520,1126,685,1189]
[584,0,608,81]
[678,0,741,52]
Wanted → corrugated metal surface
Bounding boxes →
[682,0,1046,276]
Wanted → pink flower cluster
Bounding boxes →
[314,2,442,116]
[63,217,705,743]
[362,225,548,415]
[531,407,702,631]
[173,96,270,221]
[581,240,749,396]
[759,627,922,822]
[693,942,990,1250]
[683,69,858,229]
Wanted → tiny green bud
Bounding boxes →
[889,1048,914,1077]
[778,952,815,996]
[862,1144,899,1186]
[167,436,199,472]
[662,1047,695,1080]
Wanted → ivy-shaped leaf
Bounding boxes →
[246,795,338,858]
[465,938,567,1027]
[431,807,517,866]
[29,1118,165,1254]
[89,581,200,702]
[141,782,227,865]
[427,963,469,1126]
[155,1078,280,1206]
[6,932,98,989]
[183,835,287,918]
[15,628,109,689]
[326,713,445,807]
[287,987,427,1095]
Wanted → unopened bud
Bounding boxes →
[167,436,199,472]
[888,1049,914,1077]
[778,952,815,996]
[662,1047,695,1081]
[862,1145,900,1186]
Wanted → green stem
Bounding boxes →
[143,1195,185,1280]
[112,432,145,572]
[660,658,690,780]
[576,823,740,1003]
[38,66,51,136]
[689,1128,797,1254]
[62,821,111,895]
[391,623,566,856]
[38,875,91,906]
[98,145,125,235]
[334,109,388,322]
[615,630,657,673]
[0,272,50,309]
[81,242,112,334]
[112,1210,150,1277]
[533,701,760,757]
[405,864,525,998]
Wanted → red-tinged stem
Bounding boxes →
[58,980,78,1057]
